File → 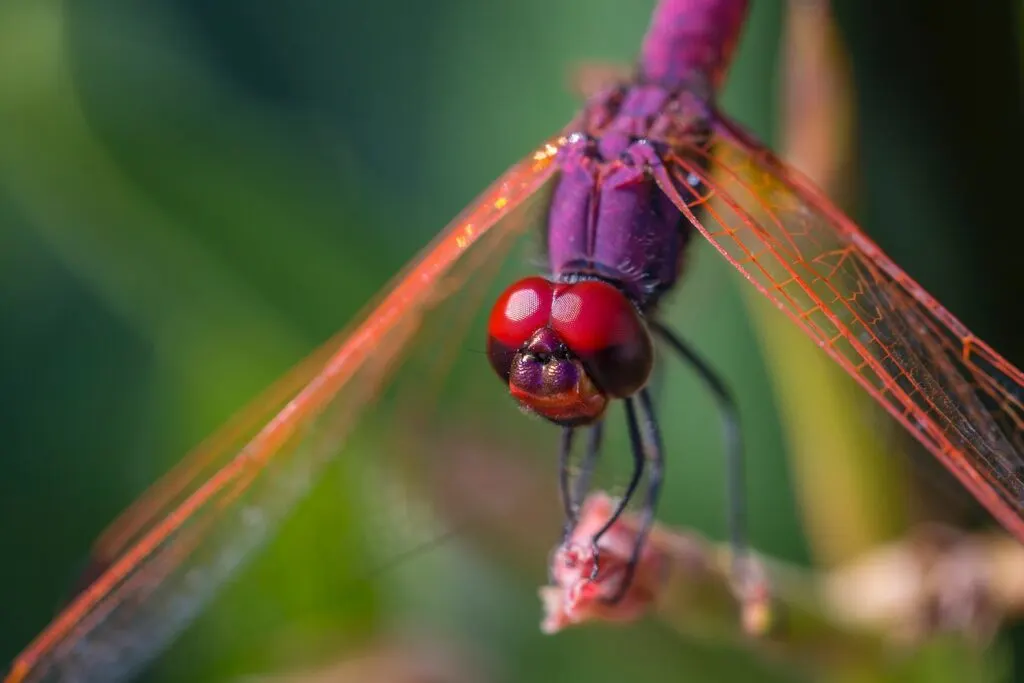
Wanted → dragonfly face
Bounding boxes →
[486,276,653,425]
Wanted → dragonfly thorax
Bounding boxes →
[547,126,696,311]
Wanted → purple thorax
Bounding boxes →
[546,0,748,310]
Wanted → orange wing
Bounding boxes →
[5,135,567,683]
[655,117,1024,542]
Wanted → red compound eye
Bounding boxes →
[487,277,554,379]
[486,276,652,415]
[550,280,653,398]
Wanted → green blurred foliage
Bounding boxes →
[0,0,1021,681]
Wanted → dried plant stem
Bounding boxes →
[545,495,1023,674]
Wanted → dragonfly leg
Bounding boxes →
[601,386,665,604]
[573,422,605,506]
[558,426,577,538]
[559,422,606,543]
[589,397,647,582]
[650,320,748,573]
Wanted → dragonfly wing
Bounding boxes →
[653,117,1024,542]
[5,134,568,683]
[81,327,356,589]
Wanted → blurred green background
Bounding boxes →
[1,0,1022,681]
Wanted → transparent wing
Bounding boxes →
[656,117,1024,541]
[5,134,568,683]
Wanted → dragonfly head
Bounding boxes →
[487,276,653,426]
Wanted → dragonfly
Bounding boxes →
[8,0,1024,680]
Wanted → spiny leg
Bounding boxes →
[559,422,606,542]
[573,421,604,506]
[589,397,647,578]
[647,336,669,406]
[650,320,747,570]
[602,386,665,603]
[558,426,576,531]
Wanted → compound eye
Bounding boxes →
[486,277,554,379]
[550,280,653,397]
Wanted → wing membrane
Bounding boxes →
[5,135,567,683]
[656,117,1024,541]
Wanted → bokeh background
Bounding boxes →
[1,0,1022,681]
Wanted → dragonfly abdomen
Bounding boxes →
[639,0,750,94]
